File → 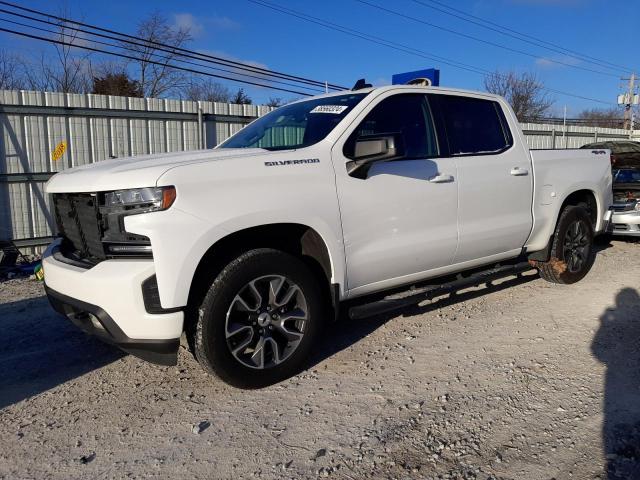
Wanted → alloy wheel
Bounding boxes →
[563,219,590,273]
[225,275,308,369]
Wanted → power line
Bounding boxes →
[248,0,614,106]
[410,0,633,74]
[0,0,346,91]
[0,15,325,93]
[248,0,493,76]
[355,0,618,78]
[0,26,316,97]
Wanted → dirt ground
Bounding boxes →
[1,239,640,480]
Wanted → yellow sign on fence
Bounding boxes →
[52,141,67,162]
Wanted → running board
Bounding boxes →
[348,262,534,320]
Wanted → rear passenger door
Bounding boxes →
[430,94,533,263]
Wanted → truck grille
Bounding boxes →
[52,193,106,262]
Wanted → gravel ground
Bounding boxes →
[1,240,640,480]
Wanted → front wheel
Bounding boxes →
[536,205,595,284]
[190,248,325,388]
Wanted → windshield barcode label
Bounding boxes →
[310,105,349,114]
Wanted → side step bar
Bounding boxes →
[348,262,534,320]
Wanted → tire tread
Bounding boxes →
[188,248,323,388]
[537,205,594,285]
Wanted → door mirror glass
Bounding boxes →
[355,135,395,159]
[347,134,405,177]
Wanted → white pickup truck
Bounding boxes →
[43,85,613,388]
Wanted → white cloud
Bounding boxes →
[535,58,555,67]
[535,55,582,69]
[174,13,204,37]
[209,16,241,31]
[173,13,240,38]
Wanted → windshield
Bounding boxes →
[219,93,368,150]
[613,169,640,184]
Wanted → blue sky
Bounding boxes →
[1,0,635,116]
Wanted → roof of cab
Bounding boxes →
[292,84,504,103]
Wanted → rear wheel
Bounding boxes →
[537,205,595,284]
[190,248,324,388]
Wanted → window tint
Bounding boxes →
[436,95,512,155]
[219,93,368,151]
[345,94,438,159]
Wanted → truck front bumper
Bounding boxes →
[42,240,183,366]
[611,210,640,237]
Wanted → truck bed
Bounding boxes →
[525,148,613,252]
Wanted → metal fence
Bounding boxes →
[0,89,273,249]
[520,122,633,149]
[0,88,637,250]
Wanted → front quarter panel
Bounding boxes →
[124,145,345,309]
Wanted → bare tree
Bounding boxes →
[22,9,92,93]
[124,12,192,98]
[577,108,624,129]
[181,78,232,102]
[484,70,553,121]
[0,49,26,90]
[231,88,252,105]
[266,97,283,107]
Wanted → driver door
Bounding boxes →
[331,93,459,296]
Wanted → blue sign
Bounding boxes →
[392,68,440,87]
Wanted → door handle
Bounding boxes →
[510,167,529,176]
[428,174,454,183]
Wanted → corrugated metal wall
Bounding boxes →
[0,88,637,249]
[0,89,272,247]
[520,122,632,149]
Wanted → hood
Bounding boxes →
[45,148,271,193]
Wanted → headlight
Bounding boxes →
[103,186,176,213]
[634,201,640,211]
[98,186,176,258]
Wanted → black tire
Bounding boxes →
[537,205,595,284]
[190,248,324,388]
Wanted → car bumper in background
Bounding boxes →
[42,240,183,366]
[611,210,640,237]
[602,208,614,233]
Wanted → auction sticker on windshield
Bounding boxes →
[310,105,349,114]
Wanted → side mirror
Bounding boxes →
[346,133,405,178]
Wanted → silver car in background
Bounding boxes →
[611,168,640,237]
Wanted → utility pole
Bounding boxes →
[619,73,638,134]
[562,105,568,149]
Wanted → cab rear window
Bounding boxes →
[433,95,513,156]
